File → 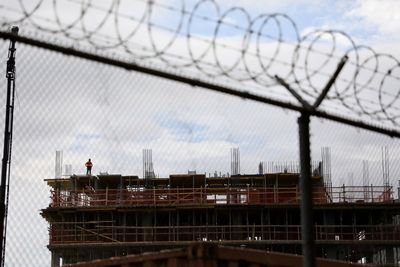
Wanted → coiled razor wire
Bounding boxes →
[1,0,400,129]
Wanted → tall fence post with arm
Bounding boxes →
[275,55,348,267]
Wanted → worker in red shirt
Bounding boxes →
[85,158,93,176]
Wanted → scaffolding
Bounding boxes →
[49,185,393,208]
[42,173,400,266]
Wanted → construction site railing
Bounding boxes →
[48,223,400,244]
[49,186,393,208]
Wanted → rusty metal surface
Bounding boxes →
[47,185,393,209]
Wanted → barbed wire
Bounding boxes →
[0,0,400,128]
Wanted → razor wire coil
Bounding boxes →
[0,0,399,127]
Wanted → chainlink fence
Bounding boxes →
[0,0,400,266]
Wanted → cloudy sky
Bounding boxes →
[0,0,400,266]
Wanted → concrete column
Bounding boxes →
[141,212,153,241]
[231,210,243,240]
[51,251,60,267]
[386,246,394,265]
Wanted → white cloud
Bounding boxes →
[217,0,322,14]
[347,0,400,36]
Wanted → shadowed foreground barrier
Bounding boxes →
[66,243,376,267]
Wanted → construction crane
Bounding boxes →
[0,26,18,267]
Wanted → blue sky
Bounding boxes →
[214,0,399,50]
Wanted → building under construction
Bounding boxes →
[42,152,400,266]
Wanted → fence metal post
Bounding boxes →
[276,56,347,267]
[298,112,316,267]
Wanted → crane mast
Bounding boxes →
[0,26,18,267]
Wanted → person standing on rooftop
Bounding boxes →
[85,158,93,176]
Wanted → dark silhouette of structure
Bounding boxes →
[65,242,375,267]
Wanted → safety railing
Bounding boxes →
[48,223,400,244]
[49,186,393,208]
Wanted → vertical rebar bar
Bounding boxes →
[298,112,315,267]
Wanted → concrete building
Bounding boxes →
[42,170,400,266]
